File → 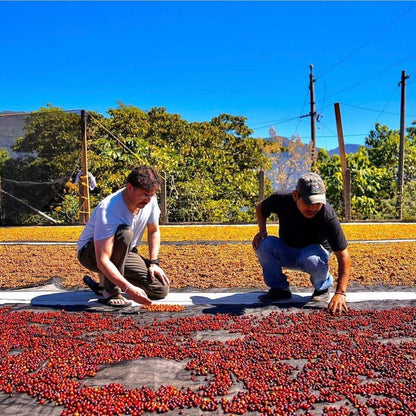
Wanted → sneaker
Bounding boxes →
[311,288,331,302]
[259,288,292,303]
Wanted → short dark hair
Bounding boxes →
[126,165,161,192]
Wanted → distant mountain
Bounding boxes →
[261,135,363,156]
[0,111,27,158]
[327,143,364,156]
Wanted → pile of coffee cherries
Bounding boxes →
[0,306,415,415]
[141,304,185,312]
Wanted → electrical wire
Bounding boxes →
[320,53,416,102]
[316,4,415,80]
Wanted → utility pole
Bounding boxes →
[397,70,409,220]
[309,64,317,163]
[301,65,318,164]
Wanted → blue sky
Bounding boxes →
[1,1,416,150]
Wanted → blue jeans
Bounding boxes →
[255,236,333,291]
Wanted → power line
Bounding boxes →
[338,103,416,119]
[294,90,310,135]
[251,115,301,131]
[341,103,399,116]
[317,4,415,79]
[319,53,416,103]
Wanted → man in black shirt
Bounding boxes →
[252,172,349,314]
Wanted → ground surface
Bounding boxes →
[0,224,415,415]
[0,286,416,416]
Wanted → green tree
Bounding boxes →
[316,120,416,220]
[162,113,268,222]
[12,105,81,181]
[364,122,416,219]
[87,106,153,199]
[402,181,416,220]
[88,105,269,222]
[5,103,272,223]
[177,116,267,222]
[0,147,10,173]
[316,146,393,220]
[366,122,416,184]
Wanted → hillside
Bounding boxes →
[328,143,364,156]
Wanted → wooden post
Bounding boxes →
[345,168,351,221]
[334,103,351,221]
[397,70,409,220]
[159,174,168,224]
[79,110,90,224]
[258,170,265,201]
[0,176,2,224]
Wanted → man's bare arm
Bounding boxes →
[328,248,350,314]
[147,222,169,286]
[252,201,268,250]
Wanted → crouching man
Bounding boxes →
[252,172,350,315]
[77,165,169,307]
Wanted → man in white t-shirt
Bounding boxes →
[77,165,169,307]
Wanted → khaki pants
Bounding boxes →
[77,225,169,300]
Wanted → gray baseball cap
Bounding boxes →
[296,172,326,205]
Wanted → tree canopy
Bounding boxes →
[2,104,270,223]
[2,104,416,224]
[315,121,416,220]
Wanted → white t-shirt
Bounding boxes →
[77,188,160,252]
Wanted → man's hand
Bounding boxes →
[149,264,170,286]
[328,293,348,315]
[252,231,268,250]
[125,286,152,306]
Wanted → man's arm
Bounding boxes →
[328,248,350,314]
[147,222,169,286]
[252,200,268,250]
[147,222,161,261]
[94,237,152,305]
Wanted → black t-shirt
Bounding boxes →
[261,192,348,252]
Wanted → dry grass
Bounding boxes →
[1,239,415,290]
[1,222,416,242]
